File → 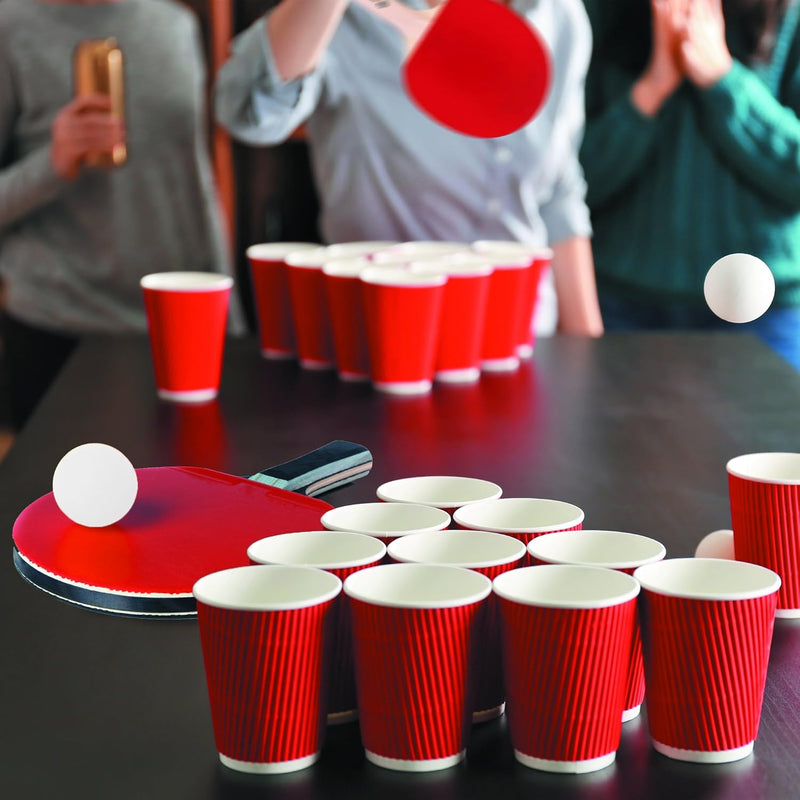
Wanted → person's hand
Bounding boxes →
[679,0,733,88]
[50,95,126,180]
[632,0,687,116]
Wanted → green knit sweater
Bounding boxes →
[580,1,800,308]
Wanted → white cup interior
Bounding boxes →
[493,565,640,609]
[193,564,342,611]
[140,272,233,292]
[360,266,447,288]
[324,241,397,258]
[453,498,584,533]
[472,240,553,260]
[322,259,370,278]
[634,558,782,601]
[246,242,320,260]
[247,530,386,569]
[372,241,468,262]
[528,530,666,570]
[321,502,450,536]
[284,248,332,268]
[388,530,526,568]
[726,452,800,484]
[376,476,502,508]
[344,563,491,608]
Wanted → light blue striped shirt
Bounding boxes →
[214,0,593,254]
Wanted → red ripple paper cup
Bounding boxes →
[409,258,493,384]
[472,241,551,358]
[453,497,584,564]
[727,452,800,617]
[527,529,666,722]
[193,565,342,774]
[387,529,527,722]
[140,271,232,403]
[344,563,492,771]
[246,242,320,359]
[634,558,780,763]
[286,249,336,369]
[247,531,386,725]
[494,565,640,773]
[360,266,446,395]
[322,259,372,381]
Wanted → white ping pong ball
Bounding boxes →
[694,529,735,560]
[703,253,775,323]
[52,443,138,527]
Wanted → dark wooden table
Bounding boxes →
[3,332,800,800]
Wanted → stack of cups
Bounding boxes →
[344,563,493,771]
[246,242,321,359]
[140,271,233,403]
[193,564,342,773]
[247,531,386,725]
[527,529,666,721]
[388,530,527,722]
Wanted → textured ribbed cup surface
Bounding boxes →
[197,600,334,764]
[640,591,777,754]
[498,598,635,763]
[350,599,486,762]
[729,473,800,611]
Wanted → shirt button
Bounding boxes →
[495,147,513,164]
[486,198,502,215]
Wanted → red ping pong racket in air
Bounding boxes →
[354,0,552,138]
[12,441,372,618]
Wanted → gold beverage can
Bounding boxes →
[73,37,126,167]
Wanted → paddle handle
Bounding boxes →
[248,441,373,497]
[350,0,435,41]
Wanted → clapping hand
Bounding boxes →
[678,0,733,88]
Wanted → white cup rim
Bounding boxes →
[321,502,450,536]
[246,242,321,260]
[324,241,398,257]
[527,530,666,570]
[344,563,492,609]
[284,248,331,268]
[633,558,781,601]
[453,498,584,534]
[193,564,342,611]
[492,565,640,609]
[387,530,527,568]
[247,530,387,569]
[376,476,503,508]
[472,240,553,261]
[360,266,447,288]
[726,452,800,485]
[322,259,370,278]
[140,272,233,292]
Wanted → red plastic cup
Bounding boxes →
[246,242,320,359]
[494,565,640,773]
[527,529,667,722]
[285,249,337,369]
[634,558,781,763]
[453,497,584,565]
[472,241,552,358]
[376,475,502,517]
[320,502,450,546]
[193,565,342,773]
[247,531,386,725]
[387,530,527,722]
[409,258,493,384]
[140,271,232,403]
[344,563,492,771]
[469,250,531,372]
[322,259,372,381]
[727,452,800,617]
[360,267,447,395]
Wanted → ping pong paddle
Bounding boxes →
[354,0,552,138]
[12,440,372,618]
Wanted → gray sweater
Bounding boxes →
[0,0,240,334]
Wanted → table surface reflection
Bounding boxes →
[2,332,800,800]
